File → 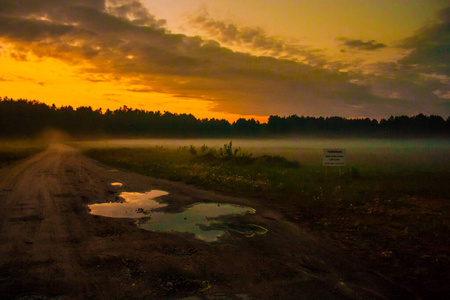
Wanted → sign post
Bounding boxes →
[323,149,346,175]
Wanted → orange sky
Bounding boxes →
[0,0,449,121]
[0,44,262,122]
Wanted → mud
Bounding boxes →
[0,145,416,299]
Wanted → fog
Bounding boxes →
[74,138,450,168]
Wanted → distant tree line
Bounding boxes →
[1,97,449,138]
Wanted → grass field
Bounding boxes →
[80,139,450,248]
[80,138,450,297]
[80,139,450,206]
[0,140,46,168]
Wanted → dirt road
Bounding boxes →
[0,145,415,299]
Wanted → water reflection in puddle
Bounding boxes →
[88,190,168,218]
[138,203,255,242]
[88,190,265,242]
[110,182,123,187]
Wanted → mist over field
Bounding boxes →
[75,137,450,167]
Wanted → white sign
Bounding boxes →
[323,149,346,166]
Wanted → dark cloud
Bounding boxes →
[0,0,447,118]
[187,13,326,66]
[10,50,27,61]
[338,38,387,51]
[356,5,450,114]
[86,78,107,83]
[359,66,448,115]
[0,16,79,41]
[5,75,47,87]
[399,6,450,76]
[335,7,450,117]
[106,0,166,27]
[126,87,153,93]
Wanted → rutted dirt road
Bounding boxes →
[0,145,415,299]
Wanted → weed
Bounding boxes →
[200,144,209,153]
[351,167,360,179]
[189,145,197,156]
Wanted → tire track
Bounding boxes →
[0,145,91,297]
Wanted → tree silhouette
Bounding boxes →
[0,97,448,138]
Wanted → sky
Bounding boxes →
[0,0,449,122]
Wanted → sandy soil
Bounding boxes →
[0,145,416,299]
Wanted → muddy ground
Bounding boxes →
[0,145,419,299]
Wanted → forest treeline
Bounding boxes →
[1,97,449,138]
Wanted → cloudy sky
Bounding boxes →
[0,0,449,121]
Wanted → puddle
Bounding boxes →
[138,203,257,241]
[110,182,123,187]
[88,190,267,242]
[88,190,168,218]
[206,222,268,237]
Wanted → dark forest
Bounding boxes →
[1,97,449,138]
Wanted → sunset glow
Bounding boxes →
[1,0,449,121]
